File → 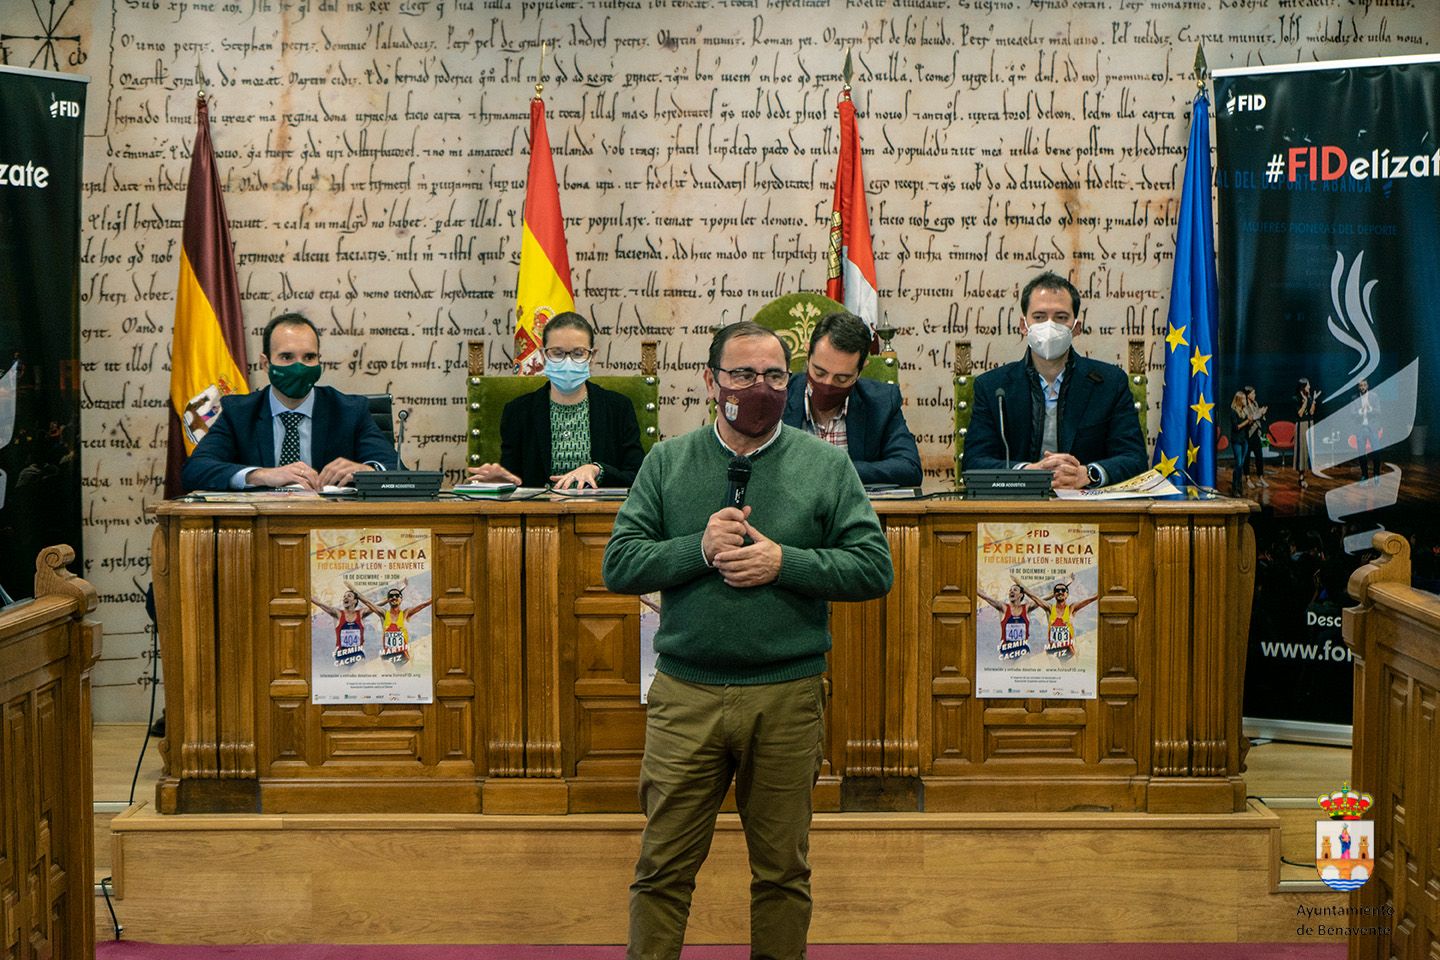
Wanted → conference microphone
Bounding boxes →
[994,388,1012,470]
[725,455,752,510]
[395,409,410,470]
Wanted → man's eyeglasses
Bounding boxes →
[712,366,790,389]
[543,346,594,362]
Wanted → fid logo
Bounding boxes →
[1226,92,1268,115]
[50,94,80,119]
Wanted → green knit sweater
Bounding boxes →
[602,424,894,685]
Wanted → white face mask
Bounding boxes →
[1026,320,1075,361]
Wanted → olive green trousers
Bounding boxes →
[627,671,826,960]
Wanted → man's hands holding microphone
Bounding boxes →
[702,505,782,588]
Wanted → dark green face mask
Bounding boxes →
[268,361,322,400]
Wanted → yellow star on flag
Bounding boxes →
[1165,323,1188,353]
[1189,351,1211,377]
[1156,451,1179,477]
[1187,441,1200,466]
[1190,392,1214,424]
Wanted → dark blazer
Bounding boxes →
[180,385,399,493]
[783,376,923,486]
[962,352,1148,483]
[500,381,645,487]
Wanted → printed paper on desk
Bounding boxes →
[1053,468,1182,500]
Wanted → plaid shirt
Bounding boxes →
[804,388,850,452]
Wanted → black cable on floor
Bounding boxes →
[99,876,123,940]
[129,588,161,806]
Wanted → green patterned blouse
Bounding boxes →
[549,397,593,475]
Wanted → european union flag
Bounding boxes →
[1153,91,1218,488]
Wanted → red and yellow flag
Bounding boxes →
[825,87,881,352]
[165,95,249,497]
[514,94,575,374]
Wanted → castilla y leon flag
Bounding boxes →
[825,68,881,352]
[166,94,249,498]
[514,93,575,374]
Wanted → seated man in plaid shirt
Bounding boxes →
[782,310,922,487]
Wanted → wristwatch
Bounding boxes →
[591,462,604,483]
[1086,464,1104,488]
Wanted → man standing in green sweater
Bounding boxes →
[603,321,894,960]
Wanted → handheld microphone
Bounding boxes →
[725,455,752,510]
[994,388,1012,470]
[395,409,410,470]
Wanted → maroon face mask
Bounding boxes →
[806,373,855,413]
[718,381,787,438]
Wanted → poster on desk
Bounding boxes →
[975,522,1099,700]
[308,528,434,704]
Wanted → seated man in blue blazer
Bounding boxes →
[962,272,1147,489]
[782,310,922,487]
[180,312,398,492]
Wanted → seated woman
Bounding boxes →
[467,313,645,489]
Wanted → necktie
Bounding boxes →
[279,411,304,465]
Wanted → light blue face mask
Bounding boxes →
[543,356,590,393]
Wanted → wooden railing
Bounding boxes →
[0,546,101,960]
[1344,532,1439,960]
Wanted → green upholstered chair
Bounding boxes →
[952,338,1149,487]
[749,293,899,385]
[1125,339,1150,451]
[464,340,661,469]
[952,342,975,485]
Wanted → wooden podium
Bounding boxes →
[151,495,1255,817]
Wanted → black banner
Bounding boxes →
[1215,56,1440,737]
[0,66,87,603]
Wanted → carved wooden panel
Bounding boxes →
[1343,533,1440,960]
[918,509,1247,812]
[0,548,98,959]
[926,524,975,774]
[257,514,491,807]
[563,514,645,797]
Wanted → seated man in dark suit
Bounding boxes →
[782,310,922,487]
[180,312,398,492]
[962,272,1147,490]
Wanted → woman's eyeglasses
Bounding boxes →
[543,347,594,362]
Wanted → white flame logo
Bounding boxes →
[1325,250,1380,398]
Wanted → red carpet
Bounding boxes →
[96,943,1346,959]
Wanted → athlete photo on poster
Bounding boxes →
[976,521,1100,699]
[309,528,434,704]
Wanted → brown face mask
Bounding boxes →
[806,373,855,413]
[719,381,787,438]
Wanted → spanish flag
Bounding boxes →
[165,94,249,497]
[825,74,881,352]
[513,94,574,374]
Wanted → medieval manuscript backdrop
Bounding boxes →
[3,0,1431,719]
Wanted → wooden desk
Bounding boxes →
[152,496,1254,815]
[0,546,101,960]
